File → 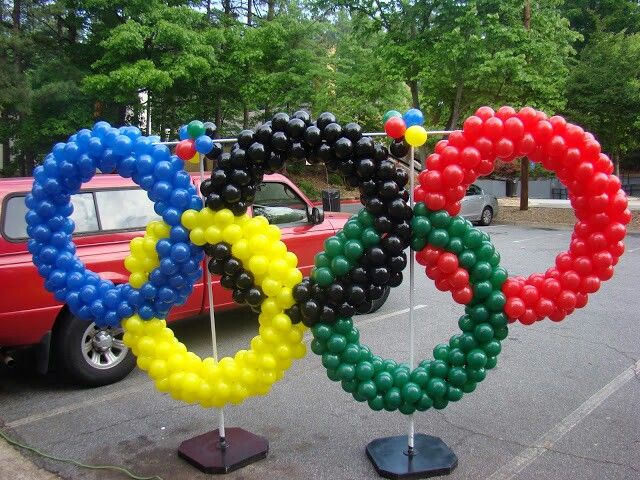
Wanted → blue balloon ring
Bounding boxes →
[26,122,204,327]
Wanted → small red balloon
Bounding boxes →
[483,117,504,140]
[463,116,483,140]
[176,139,196,160]
[437,253,459,274]
[384,116,406,139]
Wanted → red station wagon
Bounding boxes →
[0,174,388,386]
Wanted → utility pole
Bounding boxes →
[520,0,531,211]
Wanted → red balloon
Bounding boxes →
[425,193,446,211]
[496,106,517,121]
[446,201,462,216]
[463,116,483,140]
[504,117,525,141]
[421,170,443,191]
[385,117,406,139]
[449,269,470,289]
[437,253,459,274]
[516,133,536,155]
[586,233,607,252]
[435,278,451,292]
[520,309,537,325]
[476,159,494,176]
[557,290,577,310]
[541,278,562,299]
[475,106,495,121]
[576,292,589,308]
[434,140,448,154]
[413,186,426,203]
[592,251,613,270]
[495,138,514,159]
[483,117,504,140]
[535,298,555,317]
[452,287,473,305]
[474,137,493,158]
[502,278,522,297]
[580,276,600,294]
[443,165,464,186]
[587,172,608,195]
[425,153,443,171]
[549,115,567,134]
[460,147,481,168]
[560,270,581,290]
[604,222,627,242]
[547,135,567,158]
[462,168,477,185]
[582,140,601,161]
[441,146,460,165]
[175,139,196,160]
[517,106,539,127]
[448,131,467,149]
[444,185,465,202]
[521,285,540,306]
[564,124,585,147]
[425,265,441,281]
[562,148,581,168]
[533,120,553,143]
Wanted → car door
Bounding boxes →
[253,181,333,279]
[460,184,484,221]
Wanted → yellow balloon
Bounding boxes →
[405,125,428,147]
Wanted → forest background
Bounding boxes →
[1,0,639,182]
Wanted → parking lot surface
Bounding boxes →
[1,225,639,480]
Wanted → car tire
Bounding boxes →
[479,207,493,226]
[53,311,135,387]
[366,285,391,314]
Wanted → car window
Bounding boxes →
[253,182,308,225]
[95,189,161,231]
[3,193,98,240]
[466,185,481,196]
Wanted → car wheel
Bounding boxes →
[479,207,493,226]
[53,311,135,387]
[367,285,391,314]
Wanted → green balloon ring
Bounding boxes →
[309,203,509,413]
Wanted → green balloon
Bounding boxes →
[489,252,501,266]
[368,395,385,411]
[446,386,464,402]
[357,209,375,227]
[341,378,358,393]
[361,228,380,248]
[330,255,352,276]
[476,242,496,260]
[322,353,341,370]
[343,221,363,239]
[401,382,422,403]
[384,387,402,410]
[469,305,490,323]
[326,368,340,381]
[327,334,347,354]
[463,229,483,249]
[489,312,508,328]
[357,380,378,400]
[358,345,372,362]
[486,291,507,312]
[344,239,364,260]
[352,390,367,402]
[447,237,464,254]
[447,367,468,387]
[449,334,462,349]
[399,402,416,415]
[383,110,402,122]
[471,261,493,281]
[187,120,205,138]
[433,343,450,361]
[375,371,394,391]
[467,368,487,382]
[448,217,468,237]
[473,281,493,300]
[458,314,475,332]
[313,267,334,287]
[459,250,477,269]
[426,378,447,399]
[429,360,449,379]
[485,356,498,370]
[345,327,360,344]
[494,326,509,341]
[416,393,433,411]
[312,323,332,341]
[310,339,326,355]
[411,237,427,251]
[314,252,331,268]
[337,363,356,381]
[324,237,344,257]
[466,348,488,369]
[432,398,449,410]
[473,323,495,343]
[428,228,450,248]
[393,367,411,388]
[334,318,352,334]
[371,356,385,373]
[490,267,509,288]
[382,359,398,371]
[411,215,432,237]
[483,339,502,357]
[459,332,478,352]
[356,361,375,381]
[414,202,428,216]
[430,210,451,229]
[448,348,466,367]
[340,344,361,364]
[461,380,477,393]
[410,367,430,387]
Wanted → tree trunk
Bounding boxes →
[247,0,252,25]
[243,105,250,128]
[446,80,464,130]
[408,80,420,109]
[520,0,531,211]
[223,0,232,15]
[206,0,211,20]
[12,0,20,31]
[267,0,275,20]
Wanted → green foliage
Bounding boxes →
[296,179,320,200]
[328,172,344,186]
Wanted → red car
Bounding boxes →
[0,173,387,386]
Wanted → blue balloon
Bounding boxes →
[53,143,67,160]
[92,121,111,138]
[195,135,214,154]
[153,161,173,181]
[104,128,120,148]
[170,243,190,263]
[152,145,171,163]
[178,125,189,140]
[113,134,133,156]
[136,154,155,174]
[403,108,425,127]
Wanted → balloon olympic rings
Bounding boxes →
[26,123,204,328]
[28,106,629,413]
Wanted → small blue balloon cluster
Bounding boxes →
[26,121,204,327]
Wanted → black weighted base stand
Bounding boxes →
[366,434,458,479]
[178,427,268,474]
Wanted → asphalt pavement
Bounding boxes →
[1,225,639,480]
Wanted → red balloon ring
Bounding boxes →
[415,106,631,325]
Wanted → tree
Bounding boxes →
[566,31,640,174]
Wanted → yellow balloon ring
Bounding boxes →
[120,208,307,408]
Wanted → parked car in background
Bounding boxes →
[0,174,393,387]
[460,184,499,226]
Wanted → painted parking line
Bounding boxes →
[512,232,566,244]
[7,306,426,429]
[485,359,640,480]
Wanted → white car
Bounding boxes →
[461,184,499,225]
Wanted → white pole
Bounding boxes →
[408,145,416,454]
[199,154,226,442]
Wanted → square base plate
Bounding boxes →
[178,427,268,474]
[366,434,458,479]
